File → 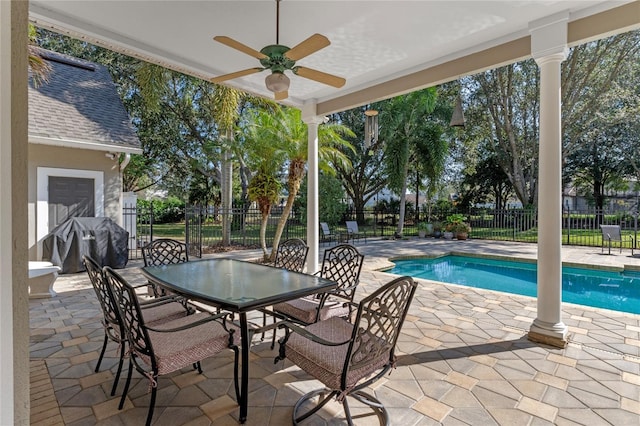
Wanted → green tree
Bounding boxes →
[245,110,285,258]
[28,24,51,86]
[473,61,540,207]
[296,173,348,226]
[379,87,448,237]
[458,154,513,210]
[330,107,386,224]
[258,107,354,261]
[467,31,640,208]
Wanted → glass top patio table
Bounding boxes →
[141,257,337,424]
[141,258,336,312]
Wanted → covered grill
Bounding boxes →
[42,217,129,274]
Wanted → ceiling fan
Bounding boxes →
[211,0,346,101]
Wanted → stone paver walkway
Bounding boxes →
[30,239,640,425]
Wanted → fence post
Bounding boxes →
[185,206,190,249]
[565,208,570,245]
[149,200,154,242]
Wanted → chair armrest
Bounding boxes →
[328,282,358,295]
[277,320,351,347]
[132,282,153,290]
[139,295,184,308]
[146,311,232,333]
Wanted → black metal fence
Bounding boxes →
[122,202,153,260]
[122,204,640,259]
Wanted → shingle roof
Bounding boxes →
[28,48,141,150]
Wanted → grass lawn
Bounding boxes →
[145,222,636,249]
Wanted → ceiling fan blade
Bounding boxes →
[211,67,264,83]
[274,91,288,101]
[294,66,346,88]
[284,34,330,61]
[213,36,268,60]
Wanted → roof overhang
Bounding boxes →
[29,135,143,155]
[29,1,640,115]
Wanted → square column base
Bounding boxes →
[528,329,568,348]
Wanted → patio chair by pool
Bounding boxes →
[275,275,417,425]
[320,222,336,246]
[345,220,367,244]
[83,255,191,396]
[270,244,364,348]
[274,238,309,272]
[261,238,310,340]
[142,238,189,297]
[600,225,635,255]
[104,266,240,426]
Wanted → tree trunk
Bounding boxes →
[396,160,410,237]
[259,208,270,261]
[353,198,366,224]
[269,159,306,262]
[221,149,233,246]
[594,180,605,226]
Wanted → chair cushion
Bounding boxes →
[285,317,389,390]
[273,297,350,324]
[142,301,189,326]
[139,313,239,375]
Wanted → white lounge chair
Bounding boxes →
[345,220,368,244]
[600,224,635,255]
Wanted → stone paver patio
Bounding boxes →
[29,239,640,425]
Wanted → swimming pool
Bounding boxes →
[389,256,640,315]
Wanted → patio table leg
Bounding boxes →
[239,313,249,423]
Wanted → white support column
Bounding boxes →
[301,103,323,273]
[528,13,569,347]
[0,1,30,423]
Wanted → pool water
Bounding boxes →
[389,256,640,315]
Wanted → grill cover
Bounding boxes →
[43,217,129,274]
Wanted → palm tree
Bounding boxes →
[256,107,354,261]
[245,111,285,259]
[380,87,447,237]
[28,24,51,86]
[135,62,277,245]
[209,86,279,245]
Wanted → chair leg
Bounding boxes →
[270,321,277,350]
[110,341,126,396]
[293,389,337,425]
[95,333,109,372]
[145,379,158,426]
[341,396,354,426]
[350,390,389,425]
[118,358,134,410]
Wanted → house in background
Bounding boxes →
[28,48,142,260]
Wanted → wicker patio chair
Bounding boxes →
[83,255,191,396]
[142,238,189,297]
[103,266,240,426]
[275,275,417,425]
[270,244,364,347]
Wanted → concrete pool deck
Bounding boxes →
[30,238,640,425]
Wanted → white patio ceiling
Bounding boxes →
[29,1,638,115]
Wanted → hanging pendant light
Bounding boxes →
[450,95,465,128]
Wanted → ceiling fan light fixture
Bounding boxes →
[265,72,290,93]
